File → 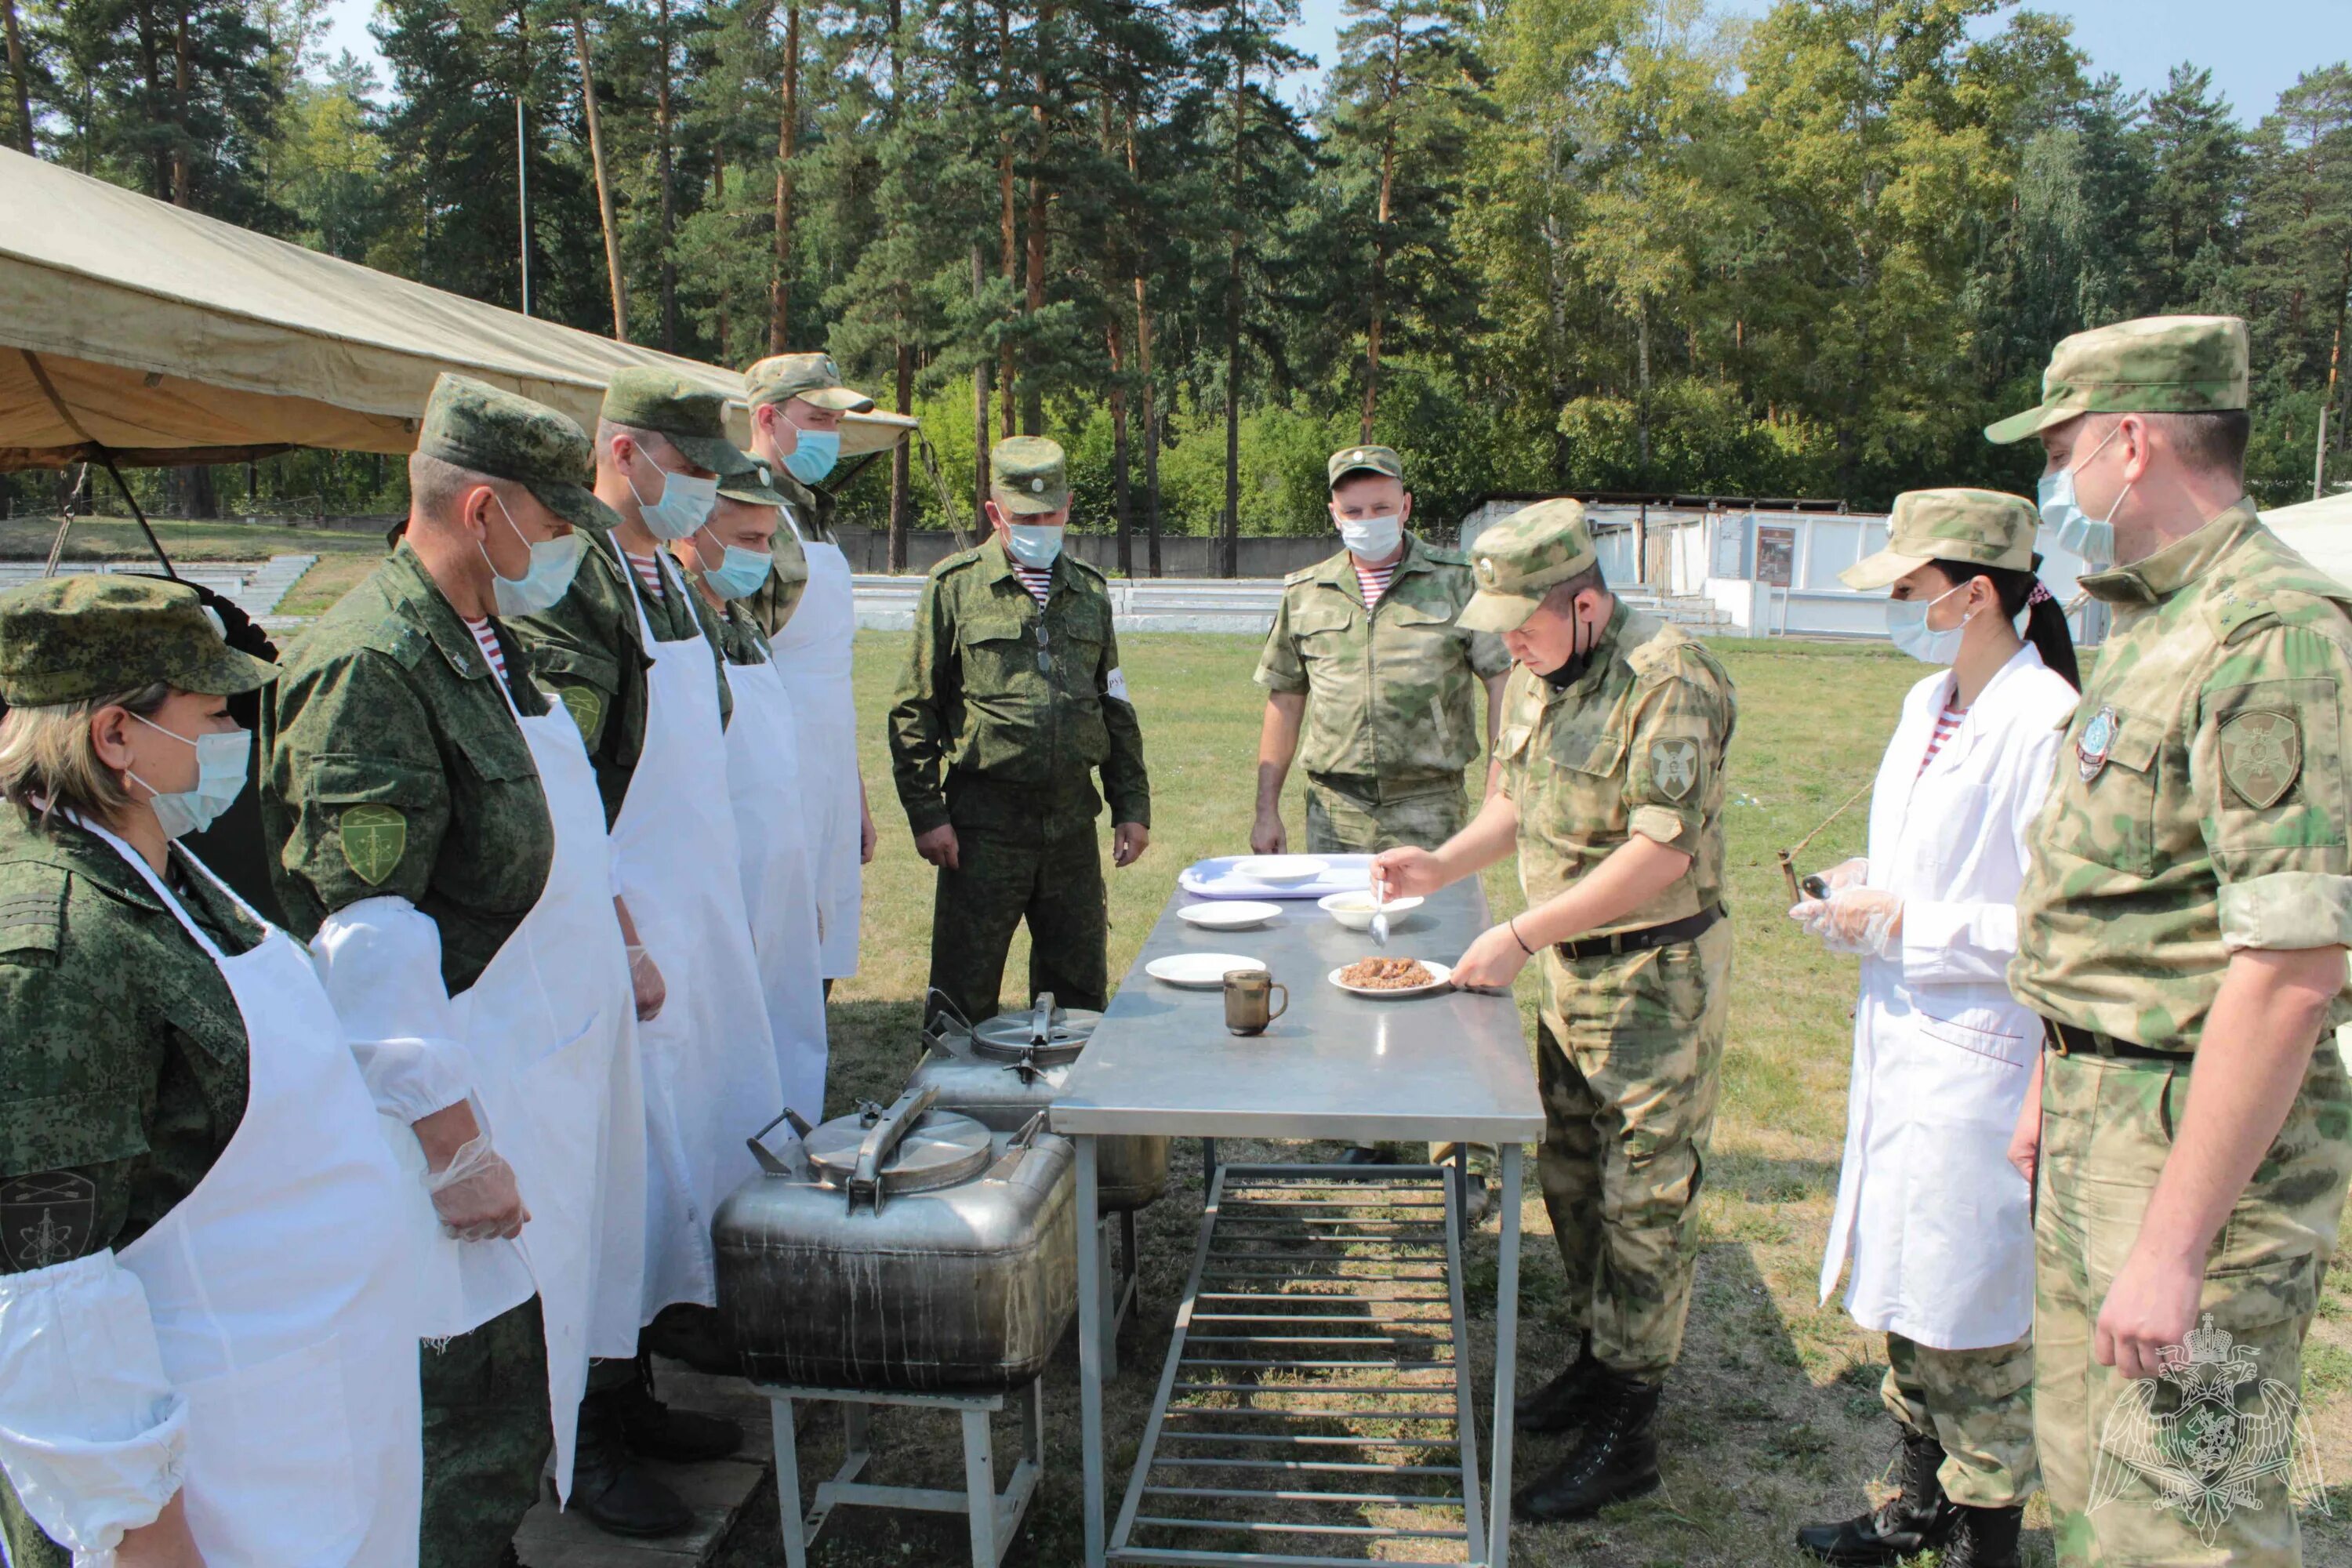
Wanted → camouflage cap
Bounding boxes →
[717,460,790,508]
[1328,444,1405,488]
[1457,499,1598,633]
[417,372,620,535]
[989,436,1069,516]
[1842,488,2038,591]
[0,575,277,706]
[1985,314,2249,445]
[743,351,876,414]
[601,366,759,476]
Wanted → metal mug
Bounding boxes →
[1224,969,1288,1036]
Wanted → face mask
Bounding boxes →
[127,713,250,839]
[2038,423,2127,566]
[479,495,585,616]
[626,454,719,541]
[1886,579,1976,666]
[694,526,774,600]
[1006,523,1065,568]
[1335,511,1402,561]
[1540,601,1601,688]
[780,428,840,486]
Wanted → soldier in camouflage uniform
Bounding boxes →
[887,436,1151,1025]
[1373,499,1736,1522]
[1994,316,2352,1568]
[741,350,866,636]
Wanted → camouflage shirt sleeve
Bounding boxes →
[1097,615,1152,828]
[750,524,812,637]
[1254,591,1308,695]
[1618,666,1720,855]
[887,571,959,837]
[270,648,453,917]
[1465,627,1512,681]
[2194,617,2352,951]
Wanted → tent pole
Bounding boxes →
[18,348,177,579]
[98,455,179,581]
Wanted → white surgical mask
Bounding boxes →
[626,456,719,540]
[1336,512,1403,561]
[1886,579,1976,666]
[480,495,586,616]
[1006,524,1065,568]
[2038,423,2127,566]
[127,713,251,839]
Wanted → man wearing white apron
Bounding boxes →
[672,468,831,1121]
[510,369,784,1539]
[744,351,880,989]
[0,577,425,1568]
[263,377,655,1566]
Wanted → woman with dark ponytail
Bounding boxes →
[1786,489,2079,1568]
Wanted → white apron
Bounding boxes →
[87,822,424,1567]
[608,543,783,1315]
[722,645,831,1123]
[769,509,862,978]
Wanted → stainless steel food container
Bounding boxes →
[713,1085,1079,1394]
[906,993,1168,1214]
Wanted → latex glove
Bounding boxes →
[424,1134,529,1242]
[628,943,666,1022]
[1800,887,1903,956]
[1820,856,1870,894]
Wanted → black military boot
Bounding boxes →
[570,1386,693,1537]
[1795,1432,1955,1565]
[1514,1333,1603,1434]
[1939,1504,2023,1568]
[1512,1368,1662,1521]
[614,1353,742,1463]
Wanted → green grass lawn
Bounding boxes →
[0,514,388,618]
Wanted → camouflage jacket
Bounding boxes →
[1498,601,1737,937]
[1255,535,1511,785]
[509,533,733,828]
[745,471,830,638]
[263,543,554,993]
[887,535,1150,837]
[710,595,774,667]
[2012,503,2352,1047]
[0,811,260,1272]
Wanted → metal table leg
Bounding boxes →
[771,1393,806,1568]
[1076,1134,1106,1568]
[1487,1141,1524,1566]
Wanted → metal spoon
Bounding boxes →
[1370,877,1390,949]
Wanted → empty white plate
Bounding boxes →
[1178,901,1283,932]
[1233,855,1329,882]
[1328,960,1454,999]
[1147,953,1266,989]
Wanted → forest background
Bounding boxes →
[2,0,2348,572]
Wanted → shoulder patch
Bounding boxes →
[1647,738,1700,801]
[557,684,604,740]
[0,866,67,959]
[0,1171,97,1269]
[2220,710,2302,810]
[339,804,408,887]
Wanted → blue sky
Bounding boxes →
[318,0,2338,125]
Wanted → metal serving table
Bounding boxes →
[1052,877,1544,1567]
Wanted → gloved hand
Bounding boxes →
[1820,857,1870,894]
[1791,887,1904,956]
[424,1134,530,1242]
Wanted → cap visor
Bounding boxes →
[1456,590,1540,633]
[669,433,759,475]
[1327,463,1395,489]
[529,480,622,534]
[991,489,1067,516]
[717,474,788,506]
[1984,400,2067,445]
[800,386,876,412]
[181,645,279,696]
[1838,548,1933,591]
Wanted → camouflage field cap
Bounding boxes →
[989,436,1069,516]
[717,460,791,508]
[417,372,621,535]
[1985,314,2249,445]
[1328,444,1405,488]
[601,366,758,476]
[0,575,277,706]
[1841,488,2038,591]
[1457,499,1599,633]
[743,351,876,413]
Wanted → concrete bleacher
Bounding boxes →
[0,557,316,622]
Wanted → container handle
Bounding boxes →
[1026,993,1058,1044]
[922,988,971,1058]
[848,1083,939,1213]
[746,1105,815,1178]
[988,1110,1054,1181]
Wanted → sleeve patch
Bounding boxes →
[0,1171,97,1269]
[339,804,409,887]
[1105,668,1130,703]
[2220,710,2302,810]
[1648,738,1700,801]
[558,684,604,742]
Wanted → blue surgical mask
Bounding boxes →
[626,456,719,541]
[1886,579,1976,666]
[1006,523,1064,568]
[781,429,840,486]
[694,526,774,600]
[480,496,585,616]
[128,714,250,838]
[2038,423,2126,566]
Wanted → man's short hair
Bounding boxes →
[408,450,496,521]
[595,419,673,463]
[2158,410,2250,479]
[1539,563,1606,614]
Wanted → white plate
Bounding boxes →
[1317,891,1425,932]
[1327,960,1453,999]
[1148,953,1267,989]
[1232,855,1329,883]
[1178,901,1283,932]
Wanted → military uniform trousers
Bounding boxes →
[421,1297,552,1568]
[1881,1330,2038,1509]
[2034,1046,2350,1568]
[1535,917,1731,1380]
[1302,773,1470,857]
[927,779,1109,1027]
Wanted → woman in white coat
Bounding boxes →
[1790,490,2080,1568]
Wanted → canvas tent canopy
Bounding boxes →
[2261,491,2352,591]
[0,146,915,472]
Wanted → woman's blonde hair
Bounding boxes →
[0,683,173,826]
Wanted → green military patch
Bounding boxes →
[558,684,603,742]
[339,804,408,886]
[1649,738,1700,801]
[2220,710,2300,809]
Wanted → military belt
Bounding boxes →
[1310,771,1462,806]
[1555,904,1722,962]
[2040,1017,2193,1062]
